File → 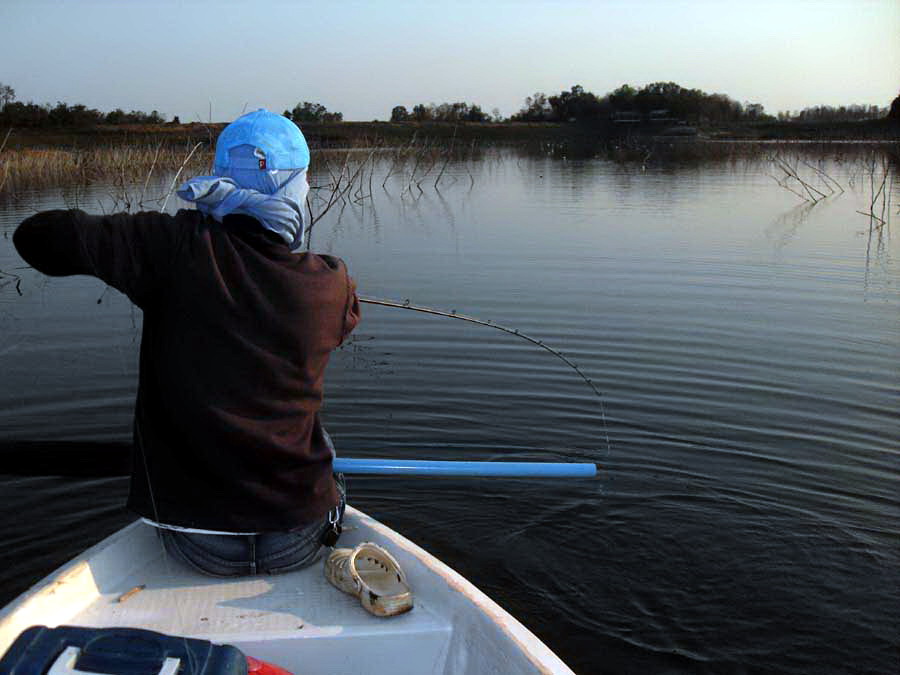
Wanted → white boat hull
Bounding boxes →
[0,507,574,675]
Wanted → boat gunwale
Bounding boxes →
[346,506,574,675]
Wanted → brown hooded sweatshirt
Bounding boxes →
[14,209,360,532]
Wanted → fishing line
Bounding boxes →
[134,420,201,674]
[359,296,613,458]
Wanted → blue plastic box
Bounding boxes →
[0,625,248,675]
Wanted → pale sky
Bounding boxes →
[1,0,897,122]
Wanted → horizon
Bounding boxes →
[1,0,898,123]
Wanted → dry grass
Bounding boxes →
[0,136,482,198]
[0,144,214,198]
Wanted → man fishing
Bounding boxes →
[13,109,360,576]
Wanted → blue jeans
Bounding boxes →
[159,476,346,577]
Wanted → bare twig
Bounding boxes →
[160,142,204,212]
[856,210,885,225]
[768,173,809,202]
[306,148,377,237]
[800,159,843,194]
[138,142,163,209]
[774,156,828,202]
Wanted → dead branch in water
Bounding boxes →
[857,155,892,231]
[305,147,378,244]
[770,155,829,203]
[800,159,843,195]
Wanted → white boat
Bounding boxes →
[0,506,574,674]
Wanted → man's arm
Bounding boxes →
[14,209,187,306]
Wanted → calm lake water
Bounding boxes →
[1,147,898,674]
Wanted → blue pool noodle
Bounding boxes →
[333,458,597,478]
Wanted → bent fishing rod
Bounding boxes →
[351,295,610,477]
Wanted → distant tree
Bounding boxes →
[433,102,458,121]
[793,104,887,122]
[390,105,410,122]
[105,108,126,124]
[46,101,103,127]
[0,101,50,127]
[411,103,432,122]
[491,107,503,123]
[289,101,343,124]
[512,92,552,121]
[548,84,604,122]
[745,102,766,120]
[608,84,637,111]
[101,108,165,125]
[506,82,782,125]
[474,105,491,122]
[889,93,900,121]
[406,101,489,123]
[0,82,14,108]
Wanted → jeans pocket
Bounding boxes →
[263,544,324,574]
[161,530,252,577]
[258,527,324,574]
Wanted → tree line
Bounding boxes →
[392,84,899,126]
[389,102,499,123]
[777,104,888,123]
[282,101,343,124]
[510,83,756,123]
[0,83,168,128]
[2,79,897,129]
[508,83,893,125]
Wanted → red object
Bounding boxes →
[246,654,295,675]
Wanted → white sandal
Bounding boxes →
[325,542,413,617]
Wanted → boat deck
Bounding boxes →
[72,520,453,674]
[0,508,573,675]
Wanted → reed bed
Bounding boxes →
[0,133,487,199]
[0,144,213,199]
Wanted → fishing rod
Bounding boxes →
[359,295,612,458]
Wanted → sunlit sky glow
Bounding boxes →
[2,0,898,122]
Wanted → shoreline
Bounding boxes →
[2,118,897,151]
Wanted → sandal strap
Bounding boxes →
[348,543,408,593]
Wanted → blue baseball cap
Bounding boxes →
[213,109,310,174]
